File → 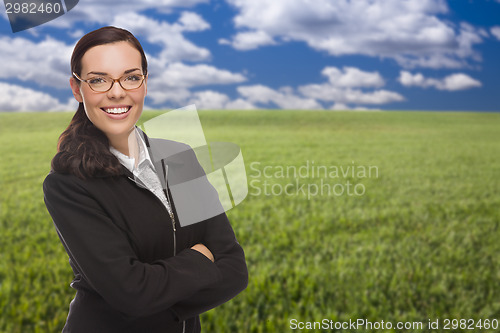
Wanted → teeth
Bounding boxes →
[103,107,129,114]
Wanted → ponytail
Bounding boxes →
[51,103,123,179]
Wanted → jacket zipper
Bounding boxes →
[128,168,186,332]
[163,186,176,256]
[160,161,185,333]
[126,175,177,256]
[162,180,186,333]
[131,134,186,333]
[160,160,176,256]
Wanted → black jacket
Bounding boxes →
[43,135,248,333]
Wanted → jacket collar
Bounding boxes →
[125,127,187,189]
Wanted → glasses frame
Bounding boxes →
[72,72,147,93]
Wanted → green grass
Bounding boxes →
[1,110,500,332]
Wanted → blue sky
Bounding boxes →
[0,0,499,111]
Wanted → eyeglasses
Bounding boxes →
[72,72,147,93]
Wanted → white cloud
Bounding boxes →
[491,26,500,41]
[0,82,75,111]
[398,71,482,91]
[177,11,211,31]
[299,84,404,105]
[393,54,467,69]
[297,66,404,105]
[68,29,85,39]
[0,36,72,89]
[322,67,385,88]
[219,30,276,50]
[113,12,211,63]
[223,0,485,68]
[188,90,229,109]
[187,90,257,109]
[146,62,246,105]
[237,85,323,109]
[38,0,209,28]
[146,87,192,106]
[330,103,350,111]
[225,98,257,110]
[330,103,381,111]
[152,62,246,88]
[399,71,433,87]
[232,66,403,109]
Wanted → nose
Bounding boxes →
[106,79,126,99]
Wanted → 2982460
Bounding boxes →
[5,2,62,14]
[443,318,498,330]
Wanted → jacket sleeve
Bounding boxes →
[169,210,248,321]
[43,172,222,318]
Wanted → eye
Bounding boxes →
[124,74,142,81]
[88,77,107,84]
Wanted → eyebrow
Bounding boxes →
[87,68,142,76]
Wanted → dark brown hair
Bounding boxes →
[51,26,148,179]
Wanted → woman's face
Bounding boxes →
[70,41,147,145]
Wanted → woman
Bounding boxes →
[43,26,248,333]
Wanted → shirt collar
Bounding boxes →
[109,127,155,174]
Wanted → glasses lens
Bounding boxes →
[88,76,112,92]
[120,74,144,90]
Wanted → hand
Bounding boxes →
[191,243,214,262]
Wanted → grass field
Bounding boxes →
[1,110,500,332]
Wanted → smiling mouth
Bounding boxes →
[101,106,131,114]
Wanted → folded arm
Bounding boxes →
[43,173,223,318]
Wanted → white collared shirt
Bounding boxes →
[109,127,155,177]
[110,128,173,217]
